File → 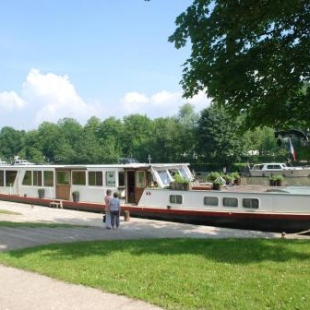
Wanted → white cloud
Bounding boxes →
[188,90,212,111]
[22,69,101,126]
[0,69,212,129]
[120,92,149,112]
[118,89,211,118]
[151,90,180,106]
[0,91,25,109]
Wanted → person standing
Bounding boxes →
[110,192,121,229]
[104,189,112,229]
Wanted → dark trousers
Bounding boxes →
[110,210,120,228]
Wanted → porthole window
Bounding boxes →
[169,195,183,204]
[223,197,238,207]
[204,196,219,206]
[243,198,259,209]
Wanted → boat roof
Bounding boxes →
[266,186,310,194]
[0,163,190,169]
[253,162,286,165]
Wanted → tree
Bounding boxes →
[36,122,64,163]
[176,103,199,128]
[121,114,154,161]
[175,103,199,161]
[57,118,83,163]
[150,117,183,162]
[78,117,102,163]
[169,0,310,129]
[196,105,245,168]
[0,127,26,162]
[243,127,279,156]
[98,117,123,163]
[20,130,44,163]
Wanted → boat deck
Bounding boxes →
[222,184,272,192]
[223,184,310,194]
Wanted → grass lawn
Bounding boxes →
[0,238,309,309]
[0,209,21,215]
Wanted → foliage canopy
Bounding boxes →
[169,0,310,129]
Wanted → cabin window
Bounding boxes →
[21,170,45,186]
[179,168,188,179]
[6,170,17,187]
[33,171,43,186]
[72,171,86,185]
[169,195,183,204]
[89,171,103,186]
[118,171,125,187]
[0,171,4,186]
[22,171,32,185]
[204,196,219,206]
[136,171,146,188]
[242,198,259,209]
[267,165,281,170]
[57,171,70,185]
[44,171,54,187]
[157,170,171,186]
[223,197,238,207]
[169,169,178,178]
[106,171,116,187]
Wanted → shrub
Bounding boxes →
[173,174,189,184]
[205,171,221,182]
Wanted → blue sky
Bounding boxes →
[0,0,210,130]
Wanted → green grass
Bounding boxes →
[0,209,21,215]
[0,238,309,309]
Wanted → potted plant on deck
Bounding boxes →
[212,177,226,190]
[273,175,284,186]
[72,191,80,202]
[230,172,241,185]
[38,188,45,198]
[170,174,191,190]
[205,171,224,190]
[223,174,234,185]
[269,176,276,186]
[205,171,221,183]
[269,175,284,186]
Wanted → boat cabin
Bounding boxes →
[0,163,193,204]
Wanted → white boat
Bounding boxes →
[0,162,310,233]
[12,159,34,165]
[249,162,310,177]
[0,159,8,166]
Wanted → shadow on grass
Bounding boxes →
[4,238,310,264]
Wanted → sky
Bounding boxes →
[0,0,211,130]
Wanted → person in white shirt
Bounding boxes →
[104,189,112,229]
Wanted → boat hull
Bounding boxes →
[125,207,310,233]
[1,193,310,234]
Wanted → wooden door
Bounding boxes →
[55,169,71,200]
